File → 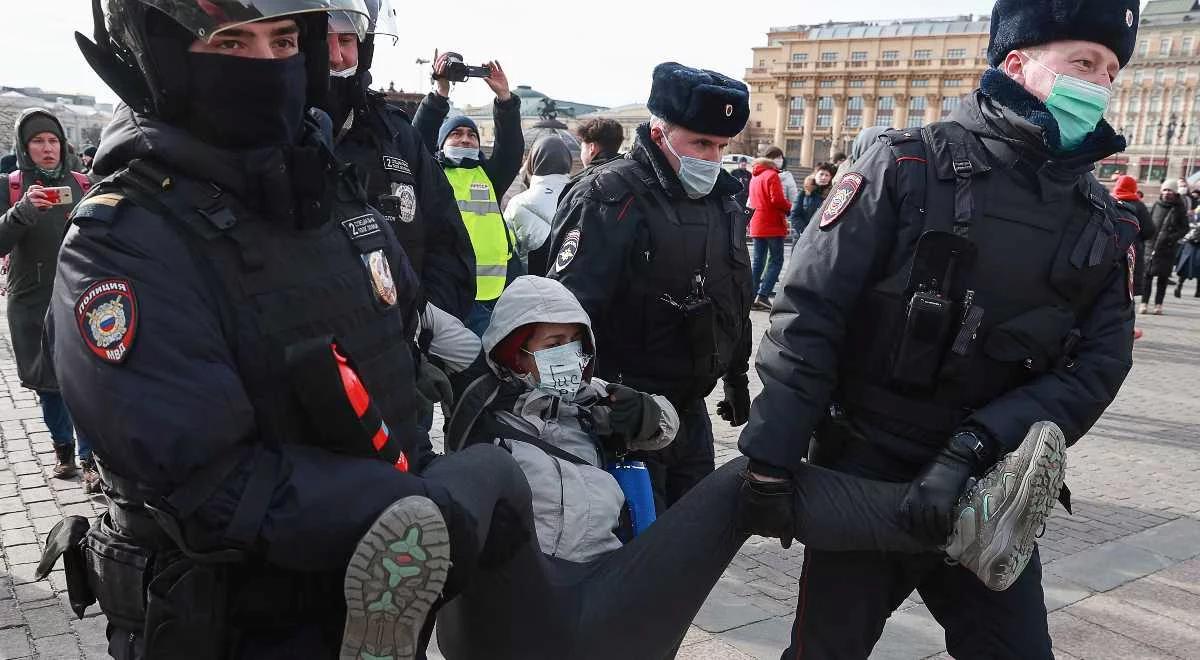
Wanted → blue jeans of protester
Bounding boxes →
[39,391,92,462]
[751,238,785,298]
[466,299,498,338]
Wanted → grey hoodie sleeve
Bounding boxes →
[0,194,39,256]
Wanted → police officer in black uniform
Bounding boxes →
[326,0,476,321]
[736,1,1142,657]
[547,63,754,509]
[42,2,535,658]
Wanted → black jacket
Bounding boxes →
[546,124,752,405]
[335,94,475,319]
[0,108,87,391]
[55,107,437,570]
[412,93,525,197]
[740,78,1137,476]
[1148,197,1189,272]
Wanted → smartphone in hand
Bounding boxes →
[42,187,73,206]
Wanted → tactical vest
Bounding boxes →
[99,159,431,475]
[837,122,1132,440]
[580,158,752,405]
[337,105,428,280]
[444,166,512,301]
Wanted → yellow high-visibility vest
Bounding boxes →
[444,166,512,301]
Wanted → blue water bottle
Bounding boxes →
[607,459,657,538]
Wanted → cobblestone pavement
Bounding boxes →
[0,295,1197,659]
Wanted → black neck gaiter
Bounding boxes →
[184,52,308,150]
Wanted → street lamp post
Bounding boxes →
[1162,113,1179,180]
[1148,119,1162,183]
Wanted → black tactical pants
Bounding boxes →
[637,399,716,512]
[435,457,932,660]
[779,437,1053,660]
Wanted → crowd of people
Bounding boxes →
[2,0,1156,658]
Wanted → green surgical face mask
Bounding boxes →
[1023,54,1112,151]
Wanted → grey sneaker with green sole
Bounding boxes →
[944,421,1067,591]
[341,496,451,660]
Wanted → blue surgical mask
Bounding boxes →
[659,130,722,199]
[1023,54,1112,151]
[523,340,590,401]
[444,145,481,164]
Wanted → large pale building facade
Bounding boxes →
[743,16,990,168]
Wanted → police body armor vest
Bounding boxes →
[586,158,751,405]
[444,165,512,302]
[838,122,1131,440]
[338,103,429,281]
[106,159,430,469]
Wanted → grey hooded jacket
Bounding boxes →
[478,276,678,562]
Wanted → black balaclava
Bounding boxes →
[184,51,309,149]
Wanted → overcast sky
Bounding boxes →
[1,0,997,109]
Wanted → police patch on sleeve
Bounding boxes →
[394,183,417,224]
[76,279,138,364]
[555,227,582,273]
[820,172,865,229]
[1126,244,1137,302]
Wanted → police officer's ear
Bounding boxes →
[1000,50,1031,88]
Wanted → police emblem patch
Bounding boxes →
[1126,244,1137,302]
[75,278,137,364]
[555,227,582,273]
[820,172,865,229]
[395,184,417,224]
[364,250,398,306]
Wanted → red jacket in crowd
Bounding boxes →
[748,159,791,238]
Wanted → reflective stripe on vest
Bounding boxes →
[444,166,511,301]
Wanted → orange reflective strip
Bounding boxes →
[333,345,371,417]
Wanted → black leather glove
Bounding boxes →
[415,355,454,408]
[717,378,751,427]
[737,465,795,549]
[605,383,645,439]
[899,431,986,544]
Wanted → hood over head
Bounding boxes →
[528,133,572,177]
[482,276,596,379]
[14,108,67,172]
[850,126,889,163]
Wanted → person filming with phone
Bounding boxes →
[0,108,97,491]
[413,52,524,336]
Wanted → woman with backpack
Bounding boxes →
[0,108,97,492]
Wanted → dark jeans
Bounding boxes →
[465,300,497,338]
[1143,273,1171,305]
[781,547,1051,659]
[437,457,929,660]
[751,237,786,298]
[635,400,716,512]
[39,391,92,462]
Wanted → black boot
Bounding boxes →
[52,445,78,479]
[1174,281,1183,298]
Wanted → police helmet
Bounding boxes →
[77,0,370,118]
[328,0,396,73]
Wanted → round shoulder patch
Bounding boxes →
[820,172,865,229]
[555,227,582,273]
[75,279,138,364]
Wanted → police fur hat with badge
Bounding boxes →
[987,0,1140,69]
[647,62,749,137]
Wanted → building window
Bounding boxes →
[821,51,838,62]
[848,79,865,88]
[816,96,834,127]
[851,51,868,61]
[944,79,962,87]
[1134,69,1144,84]
[790,80,805,88]
[1160,38,1172,56]
[1129,95,1141,111]
[846,96,864,129]
[791,52,808,62]
[758,59,765,67]
[1150,93,1162,112]
[755,121,762,128]
[756,103,763,111]
[1184,37,1194,55]
[1178,66,1188,81]
[879,79,897,88]
[946,48,966,59]
[1155,68,1165,84]
[1138,40,1149,56]
[907,96,927,127]
[788,96,805,129]
[819,79,835,88]
[1172,94,1183,112]
[911,79,929,87]
[941,96,960,119]
[913,49,932,61]
[882,50,899,61]
[876,96,894,127]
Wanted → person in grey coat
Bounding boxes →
[0,108,95,488]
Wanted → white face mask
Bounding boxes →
[444,145,481,164]
[330,65,358,79]
[659,130,722,199]
[523,341,590,401]
[772,157,785,169]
